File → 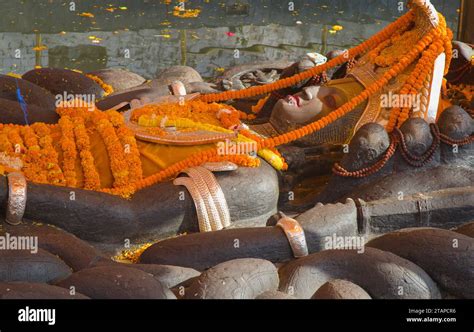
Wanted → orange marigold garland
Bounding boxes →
[59,116,78,187]
[56,99,96,119]
[0,126,15,154]
[131,100,253,130]
[386,14,452,131]
[32,123,66,186]
[105,110,143,186]
[86,74,115,96]
[259,30,436,150]
[21,125,48,184]
[369,28,420,67]
[91,112,129,188]
[6,125,25,154]
[73,116,101,190]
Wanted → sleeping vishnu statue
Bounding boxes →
[0,0,471,244]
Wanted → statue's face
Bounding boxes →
[271,86,337,125]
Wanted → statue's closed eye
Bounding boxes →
[322,95,337,109]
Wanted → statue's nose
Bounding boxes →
[302,87,315,101]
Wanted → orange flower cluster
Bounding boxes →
[105,110,143,186]
[0,123,65,185]
[386,14,452,131]
[86,74,115,96]
[32,123,66,186]
[58,116,78,187]
[6,126,25,154]
[131,100,250,129]
[116,126,143,186]
[369,29,419,67]
[73,116,102,190]
[0,127,14,154]
[0,109,141,197]
[0,124,25,159]
[91,112,129,188]
[218,108,255,129]
[20,126,48,183]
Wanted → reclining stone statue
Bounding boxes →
[0,0,471,249]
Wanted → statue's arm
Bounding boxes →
[0,177,197,243]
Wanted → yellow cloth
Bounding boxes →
[51,125,216,189]
[137,140,216,178]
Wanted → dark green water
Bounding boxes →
[0,0,461,78]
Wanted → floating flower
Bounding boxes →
[6,72,22,79]
[32,45,48,51]
[173,6,201,18]
[78,12,94,18]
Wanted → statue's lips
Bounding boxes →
[285,95,301,107]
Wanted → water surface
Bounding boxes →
[0,0,461,78]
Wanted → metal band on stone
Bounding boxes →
[183,168,223,231]
[6,172,27,225]
[194,166,231,228]
[174,166,232,232]
[276,213,308,258]
[173,176,212,232]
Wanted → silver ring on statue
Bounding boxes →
[276,213,308,258]
[5,172,27,225]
